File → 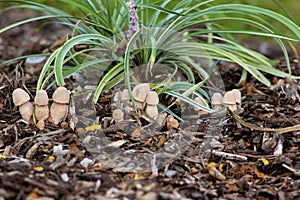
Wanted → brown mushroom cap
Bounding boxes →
[35,90,49,106]
[145,105,158,119]
[50,102,68,125]
[12,88,30,106]
[146,91,159,105]
[211,93,223,105]
[52,87,70,104]
[112,109,124,121]
[132,83,150,102]
[222,91,237,111]
[121,89,130,101]
[222,91,236,105]
[166,115,179,129]
[232,89,241,105]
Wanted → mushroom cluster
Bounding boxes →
[112,83,160,122]
[211,89,242,112]
[12,87,70,129]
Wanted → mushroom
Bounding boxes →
[194,97,208,115]
[145,105,158,119]
[113,109,124,122]
[166,115,179,130]
[132,83,150,109]
[50,87,70,125]
[34,90,49,129]
[222,91,237,111]
[52,87,70,104]
[50,103,69,125]
[211,93,223,111]
[145,91,159,119]
[132,83,150,102]
[232,89,242,107]
[146,91,159,106]
[121,89,130,101]
[12,88,33,123]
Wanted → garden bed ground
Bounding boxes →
[1,9,300,200]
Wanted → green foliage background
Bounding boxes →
[3,0,299,23]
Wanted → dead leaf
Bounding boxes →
[208,166,226,181]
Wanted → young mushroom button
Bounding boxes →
[34,90,49,121]
[232,89,242,107]
[12,88,33,123]
[132,83,150,102]
[132,84,150,109]
[211,93,223,111]
[113,109,124,122]
[222,91,237,111]
[146,91,159,106]
[52,87,70,104]
[145,91,159,119]
[50,87,70,125]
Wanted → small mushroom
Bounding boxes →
[194,97,208,115]
[52,87,70,104]
[12,88,30,106]
[113,91,122,102]
[222,91,237,111]
[50,103,69,125]
[35,90,49,106]
[12,88,33,123]
[50,87,70,125]
[132,83,150,102]
[113,109,124,122]
[146,91,159,106]
[232,89,242,106]
[145,105,158,119]
[36,120,45,130]
[166,115,179,130]
[211,93,223,111]
[34,90,49,129]
[121,89,130,101]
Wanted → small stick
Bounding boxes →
[229,109,300,134]
[212,150,248,161]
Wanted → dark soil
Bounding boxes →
[1,9,300,200]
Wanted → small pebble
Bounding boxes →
[80,158,93,168]
[165,170,177,178]
[25,56,46,65]
[61,173,69,182]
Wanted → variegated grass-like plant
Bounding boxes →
[1,0,300,113]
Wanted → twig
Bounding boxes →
[211,150,248,161]
[229,109,300,134]
[282,163,300,176]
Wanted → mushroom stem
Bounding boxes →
[19,102,33,123]
[50,102,69,125]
